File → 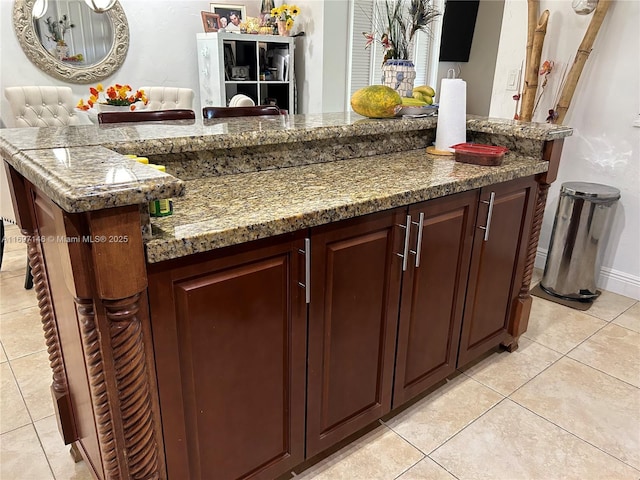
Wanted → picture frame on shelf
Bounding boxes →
[210,4,246,32]
[201,11,221,32]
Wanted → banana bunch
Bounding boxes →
[411,85,436,105]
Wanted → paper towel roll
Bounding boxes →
[435,78,467,153]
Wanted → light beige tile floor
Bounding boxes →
[1,223,639,479]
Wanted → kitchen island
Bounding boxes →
[1,113,571,480]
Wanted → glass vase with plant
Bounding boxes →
[363,0,439,97]
[364,0,439,62]
[45,15,74,46]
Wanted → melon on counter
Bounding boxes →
[350,85,402,118]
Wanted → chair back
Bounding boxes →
[97,109,195,124]
[203,105,281,119]
[140,87,194,111]
[4,86,89,127]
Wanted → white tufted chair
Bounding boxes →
[141,87,194,111]
[2,86,90,287]
[4,86,90,127]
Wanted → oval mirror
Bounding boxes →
[12,0,129,84]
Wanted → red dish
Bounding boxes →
[451,143,508,166]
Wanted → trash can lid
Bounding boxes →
[561,182,621,201]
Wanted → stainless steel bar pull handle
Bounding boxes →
[298,238,311,304]
[410,212,425,267]
[396,215,412,272]
[479,192,496,241]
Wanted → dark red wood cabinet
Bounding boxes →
[305,209,405,457]
[146,177,537,478]
[457,177,537,366]
[147,233,308,480]
[393,190,478,406]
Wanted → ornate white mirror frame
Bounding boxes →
[12,0,129,84]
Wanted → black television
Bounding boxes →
[439,0,480,62]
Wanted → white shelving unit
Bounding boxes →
[197,32,295,112]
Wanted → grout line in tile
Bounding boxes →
[585,299,638,323]
[391,454,426,479]
[563,318,620,357]
[388,376,509,458]
[382,419,431,457]
[510,308,640,467]
[424,396,511,457]
[30,417,58,479]
[0,419,35,436]
[0,363,34,434]
[563,354,640,390]
[509,394,640,474]
[0,270,26,280]
[506,341,574,399]
[3,347,48,363]
[426,455,462,480]
[6,352,47,425]
[3,424,55,479]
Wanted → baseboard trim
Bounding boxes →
[535,248,640,301]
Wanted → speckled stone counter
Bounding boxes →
[0,112,572,262]
[146,149,551,262]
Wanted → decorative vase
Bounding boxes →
[381,59,417,98]
[277,19,289,36]
[54,43,69,61]
[96,103,140,113]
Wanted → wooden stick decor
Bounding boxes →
[520,0,540,119]
[520,10,550,122]
[553,0,614,124]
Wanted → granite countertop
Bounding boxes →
[0,113,572,214]
[0,113,571,157]
[146,149,550,263]
[0,113,572,263]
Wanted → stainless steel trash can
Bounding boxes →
[541,182,620,300]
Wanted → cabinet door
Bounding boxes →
[393,191,478,406]
[306,209,404,457]
[458,177,537,367]
[148,234,307,480]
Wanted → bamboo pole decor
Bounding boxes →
[520,10,550,122]
[520,0,540,119]
[553,0,614,124]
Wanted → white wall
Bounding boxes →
[321,0,349,112]
[490,0,640,299]
[293,0,326,113]
[437,0,505,116]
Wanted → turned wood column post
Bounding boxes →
[84,205,165,480]
[5,164,78,444]
[505,139,564,351]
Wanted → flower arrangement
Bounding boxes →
[240,16,262,34]
[512,59,570,123]
[45,15,74,45]
[76,84,148,111]
[270,4,300,31]
[364,0,439,61]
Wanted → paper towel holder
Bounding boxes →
[427,70,466,156]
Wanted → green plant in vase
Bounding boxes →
[364,0,439,97]
[45,14,74,46]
